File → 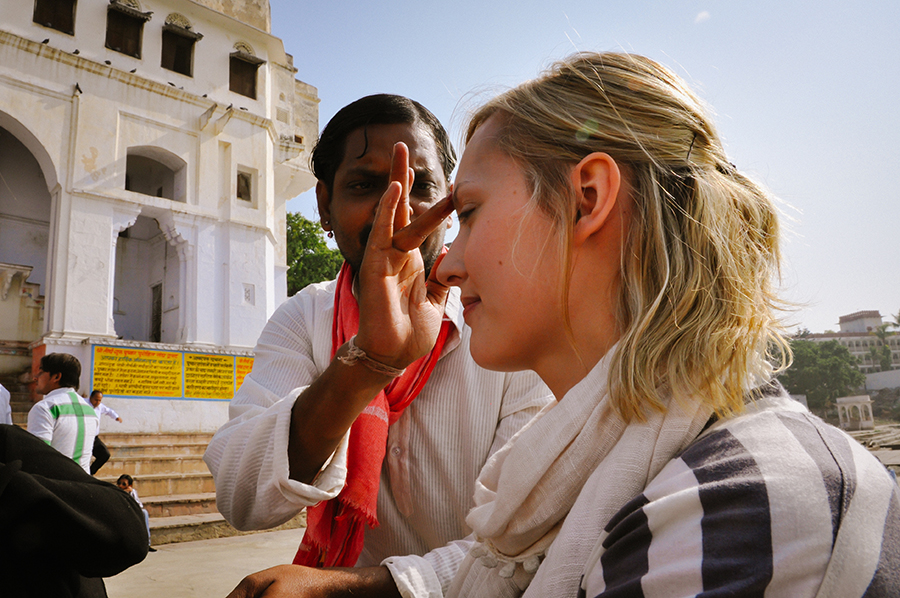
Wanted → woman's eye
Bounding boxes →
[456,206,475,223]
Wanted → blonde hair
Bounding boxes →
[466,52,790,421]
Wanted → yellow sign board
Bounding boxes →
[92,346,182,398]
[185,353,234,400]
[91,345,253,401]
[236,356,254,390]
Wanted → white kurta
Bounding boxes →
[204,281,552,596]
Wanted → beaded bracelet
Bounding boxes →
[337,335,406,378]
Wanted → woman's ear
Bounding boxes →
[572,152,621,246]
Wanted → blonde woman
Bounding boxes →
[228,53,898,598]
[431,52,899,598]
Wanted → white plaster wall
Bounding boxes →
[0,219,49,289]
[228,224,269,347]
[866,369,900,391]
[161,237,182,342]
[98,396,230,434]
[65,196,117,336]
[113,235,153,341]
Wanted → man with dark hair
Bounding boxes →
[27,353,99,474]
[206,95,551,596]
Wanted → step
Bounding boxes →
[101,432,214,446]
[99,454,210,477]
[104,441,209,457]
[149,511,307,545]
[99,472,215,497]
[143,492,218,518]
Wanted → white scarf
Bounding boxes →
[447,349,714,597]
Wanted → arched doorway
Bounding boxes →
[113,215,182,343]
[0,119,55,375]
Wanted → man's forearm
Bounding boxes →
[288,341,396,484]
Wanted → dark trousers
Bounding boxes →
[90,436,110,476]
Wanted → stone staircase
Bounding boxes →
[95,432,306,546]
[3,370,305,546]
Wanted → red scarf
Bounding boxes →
[293,262,452,567]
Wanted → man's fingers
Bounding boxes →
[368,181,403,248]
[425,252,451,306]
[392,194,454,252]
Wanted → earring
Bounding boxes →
[322,220,333,238]
[327,231,334,238]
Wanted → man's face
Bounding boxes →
[117,480,130,491]
[33,368,61,396]
[90,393,103,408]
[317,122,450,276]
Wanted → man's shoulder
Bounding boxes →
[279,279,338,317]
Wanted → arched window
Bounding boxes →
[230,42,264,99]
[125,146,186,203]
[161,13,202,77]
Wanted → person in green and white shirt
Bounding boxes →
[27,353,99,473]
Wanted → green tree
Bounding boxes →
[870,323,895,372]
[779,340,865,417]
[286,212,343,296]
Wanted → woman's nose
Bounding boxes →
[436,234,466,286]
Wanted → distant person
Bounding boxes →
[117,474,156,552]
[27,353,99,473]
[0,382,11,425]
[89,390,122,475]
[1,423,148,597]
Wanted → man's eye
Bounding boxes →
[348,181,374,191]
[413,181,438,194]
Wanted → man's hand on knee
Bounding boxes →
[226,564,401,598]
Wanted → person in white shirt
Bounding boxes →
[89,389,122,475]
[0,382,11,425]
[209,94,551,598]
[27,352,99,474]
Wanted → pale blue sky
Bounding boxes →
[273,0,900,333]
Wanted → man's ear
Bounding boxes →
[572,152,621,246]
[315,181,332,230]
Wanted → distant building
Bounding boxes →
[0,0,318,432]
[802,311,899,374]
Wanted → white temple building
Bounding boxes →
[0,0,318,432]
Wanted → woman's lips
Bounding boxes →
[461,296,481,320]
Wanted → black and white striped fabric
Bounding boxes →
[580,395,900,597]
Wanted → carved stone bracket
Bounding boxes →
[113,205,143,235]
[0,263,33,301]
[155,211,196,261]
